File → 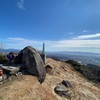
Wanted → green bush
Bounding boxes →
[65,60,100,82]
[0,53,8,64]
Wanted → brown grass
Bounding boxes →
[0,58,100,100]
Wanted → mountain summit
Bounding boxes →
[0,58,100,100]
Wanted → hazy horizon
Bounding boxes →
[2,48,100,54]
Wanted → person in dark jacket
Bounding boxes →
[7,52,15,65]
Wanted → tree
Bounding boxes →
[0,42,8,63]
[0,42,5,54]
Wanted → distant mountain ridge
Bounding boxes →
[0,49,20,53]
[1,48,100,55]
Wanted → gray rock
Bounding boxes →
[0,76,3,82]
[2,74,7,80]
[54,85,68,93]
[54,85,71,99]
[17,46,46,83]
[2,66,20,75]
[62,80,73,88]
[45,65,54,75]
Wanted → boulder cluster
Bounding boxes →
[1,46,46,83]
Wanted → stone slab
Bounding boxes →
[2,66,20,74]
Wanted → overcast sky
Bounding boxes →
[0,0,100,53]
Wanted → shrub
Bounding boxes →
[0,53,8,64]
[65,60,100,82]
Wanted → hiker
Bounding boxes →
[7,52,15,65]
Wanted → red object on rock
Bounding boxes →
[0,69,3,76]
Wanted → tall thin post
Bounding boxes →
[42,42,45,54]
[41,43,46,64]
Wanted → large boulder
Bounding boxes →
[14,46,46,83]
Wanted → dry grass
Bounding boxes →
[0,58,100,100]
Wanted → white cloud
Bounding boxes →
[74,33,100,40]
[8,37,42,45]
[54,40,100,48]
[68,32,74,35]
[2,37,100,53]
[64,32,74,35]
[82,30,89,33]
[7,37,100,48]
[63,32,74,38]
[17,0,25,10]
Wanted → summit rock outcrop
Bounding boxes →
[14,46,46,83]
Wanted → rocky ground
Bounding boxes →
[0,58,100,100]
